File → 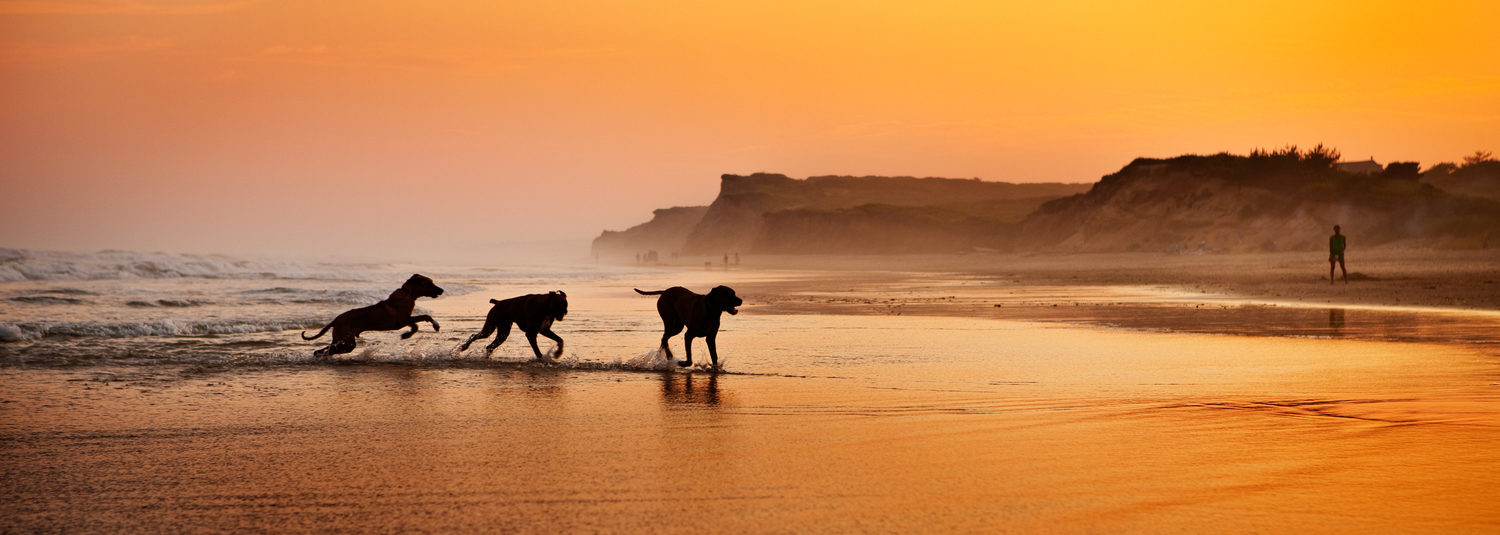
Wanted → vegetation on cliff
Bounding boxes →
[1422,151,1500,202]
[1018,146,1500,253]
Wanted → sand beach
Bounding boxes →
[3,250,1499,533]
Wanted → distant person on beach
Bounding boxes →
[1329,225,1347,285]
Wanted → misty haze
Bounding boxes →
[2,2,1498,534]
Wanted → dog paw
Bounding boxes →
[400,332,414,339]
[677,360,691,367]
[432,321,441,332]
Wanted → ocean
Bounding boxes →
[0,248,661,368]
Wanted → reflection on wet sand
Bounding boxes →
[743,277,1500,345]
[971,303,1498,344]
[660,372,723,406]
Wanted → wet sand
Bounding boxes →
[717,248,1500,311]
[4,262,1500,533]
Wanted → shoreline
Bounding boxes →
[627,249,1500,312]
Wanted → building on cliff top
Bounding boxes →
[1336,159,1382,175]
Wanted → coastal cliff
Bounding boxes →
[595,151,1500,260]
[1017,150,1500,253]
[590,206,708,259]
[751,198,1055,254]
[680,173,1091,254]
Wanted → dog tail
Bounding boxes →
[301,323,332,341]
[634,288,665,296]
[490,299,502,305]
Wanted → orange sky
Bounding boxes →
[2,0,1497,260]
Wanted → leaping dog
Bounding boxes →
[459,291,569,360]
[301,274,444,357]
[635,286,741,368]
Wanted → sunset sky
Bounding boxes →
[2,0,1497,261]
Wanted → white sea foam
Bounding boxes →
[614,348,681,371]
[2,318,327,340]
[10,296,89,305]
[239,287,392,305]
[0,248,395,282]
[0,248,640,283]
[0,323,31,342]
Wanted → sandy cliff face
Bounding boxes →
[1018,157,1500,253]
[752,198,1057,254]
[682,173,1091,254]
[590,206,708,260]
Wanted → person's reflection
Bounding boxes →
[1328,308,1346,337]
[660,372,722,406]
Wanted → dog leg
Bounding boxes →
[659,334,679,362]
[680,334,695,367]
[459,321,495,352]
[400,315,439,339]
[660,321,683,362]
[324,335,357,357]
[485,322,512,354]
[318,332,358,358]
[706,334,719,369]
[539,329,564,358]
[525,332,548,361]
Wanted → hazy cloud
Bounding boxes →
[236,43,627,76]
[0,0,253,15]
[0,36,173,62]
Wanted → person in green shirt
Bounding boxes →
[1329,225,1347,285]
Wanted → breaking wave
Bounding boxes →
[126,299,212,308]
[0,248,395,282]
[239,287,390,305]
[11,296,88,305]
[0,318,328,342]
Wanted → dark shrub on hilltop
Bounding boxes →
[1422,151,1500,202]
[1021,146,1500,253]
